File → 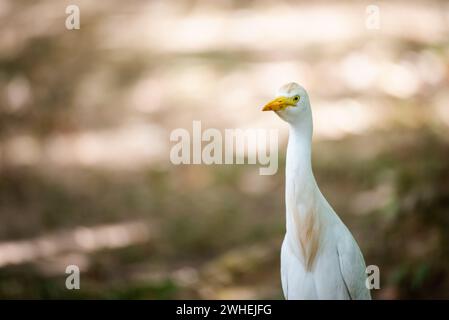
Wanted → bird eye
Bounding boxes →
[293,95,300,102]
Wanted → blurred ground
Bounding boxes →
[1,0,449,299]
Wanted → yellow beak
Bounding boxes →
[262,96,297,111]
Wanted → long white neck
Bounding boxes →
[284,110,322,263]
[285,110,318,209]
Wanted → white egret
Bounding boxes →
[262,82,371,300]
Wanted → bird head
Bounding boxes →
[262,82,311,124]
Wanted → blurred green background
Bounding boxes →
[1,0,449,299]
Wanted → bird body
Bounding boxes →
[263,82,371,300]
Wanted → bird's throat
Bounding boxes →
[286,124,314,192]
[285,123,321,270]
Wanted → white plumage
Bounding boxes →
[263,82,371,300]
